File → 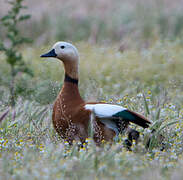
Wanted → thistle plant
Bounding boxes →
[0,0,33,106]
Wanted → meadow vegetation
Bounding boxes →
[0,0,183,179]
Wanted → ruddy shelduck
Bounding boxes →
[41,42,151,145]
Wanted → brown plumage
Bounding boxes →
[41,41,151,145]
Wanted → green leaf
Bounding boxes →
[1,15,13,21]
[155,108,161,120]
[150,119,164,131]
[0,43,5,51]
[143,93,150,115]
[157,120,179,134]
[18,14,31,21]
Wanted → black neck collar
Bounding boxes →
[64,74,78,85]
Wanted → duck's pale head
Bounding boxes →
[40,41,79,62]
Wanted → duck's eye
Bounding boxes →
[60,46,65,49]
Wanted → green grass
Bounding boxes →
[0,40,183,179]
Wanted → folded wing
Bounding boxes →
[85,103,151,131]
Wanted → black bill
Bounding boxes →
[40,49,57,58]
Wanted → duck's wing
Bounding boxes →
[85,103,151,129]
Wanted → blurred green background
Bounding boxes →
[0,0,183,106]
[1,0,183,46]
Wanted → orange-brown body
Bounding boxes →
[52,82,117,144]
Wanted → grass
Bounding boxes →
[0,40,183,179]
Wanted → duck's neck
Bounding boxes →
[60,61,84,104]
[63,60,78,80]
[60,75,84,105]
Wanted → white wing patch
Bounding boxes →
[85,104,127,118]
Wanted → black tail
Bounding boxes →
[124,110,151,128]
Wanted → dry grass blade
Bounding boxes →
[0,108,9,123]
